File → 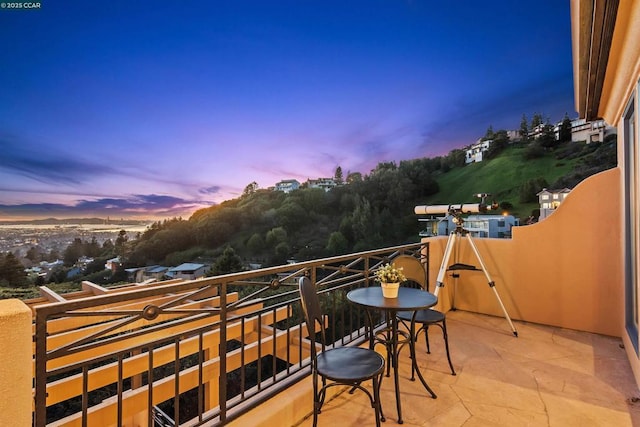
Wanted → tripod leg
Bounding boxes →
[434,232,456,299]
[464,234,518,337]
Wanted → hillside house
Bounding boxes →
[565,118,616,143]
[306,177,338,191]
[537,188,571,220]
[104,257,120,272]
[465,139,491,163]
[167,263,207,280]
[274,179,300,193]
[143,265,169,281]
[419,214,519,238]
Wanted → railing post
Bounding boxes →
[219,281,228,424]
[0,299,32,427]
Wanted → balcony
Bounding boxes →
[0,168,636,426]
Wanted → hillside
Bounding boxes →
[424,140,614,218]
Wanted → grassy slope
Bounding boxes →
[424,145,578,218]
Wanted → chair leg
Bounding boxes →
[441,319,456,376]
[424,325,431,354]
[312,377,320,427]
[372,375,384,427]
[409,324,424,381]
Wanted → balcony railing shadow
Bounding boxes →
[31,243,428,426]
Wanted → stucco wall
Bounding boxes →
[0,299,33,427]
[427,168,623,337]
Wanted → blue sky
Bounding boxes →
[0,1,575,220]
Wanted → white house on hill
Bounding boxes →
[465,139,491,164]
[274,179,300,193]
[306,177,338,191]
[537,188,571,220]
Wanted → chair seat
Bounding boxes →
[317,347,385,382]
[397,308,445,324]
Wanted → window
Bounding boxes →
[624,90,639,354]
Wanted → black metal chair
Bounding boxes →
[298,277,385,427]
[394,255,456,376]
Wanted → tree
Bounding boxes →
[102,239,114,256]
[444,149,466,169]
[243,181,259,197]
[482,125,495,141]
[519,177,549,203]
[0,252,29,287]
[114,230,129,261]
[63,238,84,266]
[531,112,544,129]
[266,227,287,247]
[346,172,362,184]
[485,129,509,159]
[558,113,572,143]
[326,232,348,255]
[538,122,557,148]
[246,233,265,253]
[25,246,42,262]
[350,196,374,243]
[519,114,529,141]
[210,246,243,276]
[85,236,101,257]
[334,166,343,185]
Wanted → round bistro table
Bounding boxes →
[347,286,438,424]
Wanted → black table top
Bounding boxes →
[347,286,437,311]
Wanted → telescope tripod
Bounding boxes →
[434,220,518,337]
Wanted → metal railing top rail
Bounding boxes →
[33,242,428,427]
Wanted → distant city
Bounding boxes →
[0,221,149,261]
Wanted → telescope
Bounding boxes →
[414,193,498,216]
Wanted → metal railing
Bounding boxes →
[33,242,428,426]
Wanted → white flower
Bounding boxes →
[374,262,406,283]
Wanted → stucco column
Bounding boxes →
[0,299,32,426]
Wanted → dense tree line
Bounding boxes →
[122,155,446,269]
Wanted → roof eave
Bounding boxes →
[572,0,619,120]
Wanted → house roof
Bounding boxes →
[169,263,205,272]
[145,266,168,273]
[537,188,571,195]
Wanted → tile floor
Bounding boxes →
[294,310,640,426]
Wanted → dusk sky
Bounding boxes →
[0,1,575,221]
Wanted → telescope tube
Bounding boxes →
[414,203,495,215]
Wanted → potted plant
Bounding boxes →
[374,262,406,298]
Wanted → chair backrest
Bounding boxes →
[393,255,427,291]
[299,276,325,356]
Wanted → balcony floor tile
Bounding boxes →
[294,310,640,427]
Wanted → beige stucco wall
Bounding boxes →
[427,167,623,337]
[0,299,33,427]
[571,0,640,387]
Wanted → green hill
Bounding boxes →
[423,140,614,218]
